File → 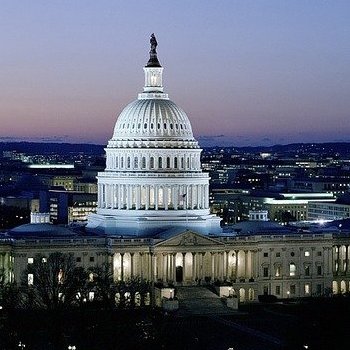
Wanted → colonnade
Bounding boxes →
[98,183,209,211]
[112,249,257,283]
[333,244,350,275]
[105,152,201,172]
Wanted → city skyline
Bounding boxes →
[1,0,349,147]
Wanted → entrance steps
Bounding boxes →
[176,286,234,316]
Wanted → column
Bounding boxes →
[192,252,196,282]
[346,245,349,274]
[182,252,186,282]
[225,251,230,280]
[155,186,159,210]
[251,250,256,279]
[244,250,249,280]
[145,186,150,210]
[211,252,215,280]
[139,252,144,279]
[235,250,239,278]
[130,253,134,278]
[136,185,141,209]
[164,186,168,210]
[120,253,124,281]
[172,253,177,281]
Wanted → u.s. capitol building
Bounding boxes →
[1,36,350,302]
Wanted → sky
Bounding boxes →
[0,0,349,147]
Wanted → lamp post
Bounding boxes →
[68,346,76,350]
[18,341,26,349]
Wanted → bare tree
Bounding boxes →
[22,252,89,310]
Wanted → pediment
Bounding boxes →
[155,230,224,248]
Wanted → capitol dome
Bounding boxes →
[111,98,195,142]
[87,34,221,236]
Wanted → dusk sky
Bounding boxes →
[1,1,349,147]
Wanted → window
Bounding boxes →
[150,157,154,169]
[317,284,322,295]
[304,251,310,257]
[263,267,269,277]
[317,265,322,275]
[317,251,322,257]
[89,256,95,263]
[289,263,296,276]
[42,257,47,263]
[290,285,296,294]
[290,252,295,257]
[304,283,310,295]
[275,285,281,295]
[276,252,280,258]
[275,266,281,277]
[166,157,170,169]
[28,274,34,285]
[28,257,34,264]
[158,157,162,169]
[305,265,310,276]
[174,157,178,169]
[263,252,268,257]
[88,292,95,301]
[127,157,131,168]
[76,257,81,263]
[142,157,146,169]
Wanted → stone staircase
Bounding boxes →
[176,286,234,316]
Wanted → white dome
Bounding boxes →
[112,98,194,141]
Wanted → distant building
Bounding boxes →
[39,190,97,224]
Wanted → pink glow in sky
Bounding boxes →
[0,1,350,146]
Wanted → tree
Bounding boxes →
[88,262,116,309]
[0,268,21,310]
[22,252,89,310]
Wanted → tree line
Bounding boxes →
[0,252,151,311]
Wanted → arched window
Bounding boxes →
[121,157,124,168]
[181,157,184,168]
[150,157,154,169]
[174,157,178,168]
[158,157,163,169]
[115,157,118,168]
[166,157,170,168]
[141,157,146,169]
[134,157,138,168]
[127,157,131,169]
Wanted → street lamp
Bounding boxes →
[18,341,26,349]
[68,346,76,350]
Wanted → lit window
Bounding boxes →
[275,266,281,277]
[289,263,296,276]
[28,258,34,264]
[304,251,310,257]
[89,292,95,301]
[42,257,47,263]
[28,274,34,285]
[305,283,310,294]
